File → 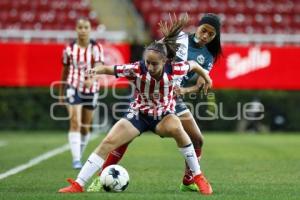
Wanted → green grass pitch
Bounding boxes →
[0,131,299,200]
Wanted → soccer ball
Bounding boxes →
[100,165,129,192]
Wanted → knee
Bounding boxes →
[166,124,183,138]
[80,126,90,135]
[162,116,183,136]
[70,117,80,131]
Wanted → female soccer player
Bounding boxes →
[88,13,222,192]
[58,15,213,195]
[174,13,222,192]
[59,18,104,169]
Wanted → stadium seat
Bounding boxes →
[0,0,100,30]
[132,0,300,38]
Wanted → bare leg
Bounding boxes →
[155,114,201,176]
[179,111,204,185]
[179,111,204,149]
[156,114,212,195]
[68,105,82,132]
[80,107,94,158]
[67,105,82,163]
[95,119,139,158]
[76,119,140,187]
[155,114,191,147]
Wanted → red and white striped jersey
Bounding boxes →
[115,60,190,116]
[62,39,104,93]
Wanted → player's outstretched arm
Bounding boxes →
[174,76,207,96]
[188,60,212,94]
[84,64,115,88]
[92,64,115,75]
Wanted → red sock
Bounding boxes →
[98,143,129,176]
[182,148,202,185]
[182,165,194,185]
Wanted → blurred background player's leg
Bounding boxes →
[67,104,83,169]
[80,107,94,160]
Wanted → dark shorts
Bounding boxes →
[65,87,99,110]
[123,109,171,134]
[175,97,190,116]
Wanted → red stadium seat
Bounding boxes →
[132,0,299,38]
[1,0,100,31]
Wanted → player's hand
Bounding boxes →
[84,78,94,88]
[196,76,205,92]
[174,86,186,96]
[197,76,206,86]
[85,68,96,78]
[203,78,213,95]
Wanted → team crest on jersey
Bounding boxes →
[197,55,205,65]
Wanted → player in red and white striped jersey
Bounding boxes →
[89,13,222,193]
[114,60,191,117]
[62,38,104,93]
[59,14,213,195]
[59,18,104,169]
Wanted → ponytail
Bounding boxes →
[146,13,189,60]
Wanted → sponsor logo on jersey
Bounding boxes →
[226,47,271,79]
[197,54,205,65]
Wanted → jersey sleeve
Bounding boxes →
[172,61,190,78]
[175,32,189,62]
[114,62,140,79]
[93,43,105,64]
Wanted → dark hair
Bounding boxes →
[76,17,91,25]
[198,13,222,63]
[146,13,189,60]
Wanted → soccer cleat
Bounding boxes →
[179,182,199,192]
[194,174,213,195]
[86,176,102,192]
[72,160,82,169]
[58,178,84,193]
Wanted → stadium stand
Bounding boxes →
[0,0,99,30]
[133,0,300,38]
[0,0,299,44]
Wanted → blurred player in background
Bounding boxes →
[87,13,222,192]
[59,18,104,169]
[58,14,213,195]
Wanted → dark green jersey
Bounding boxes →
[176,32,214,86]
